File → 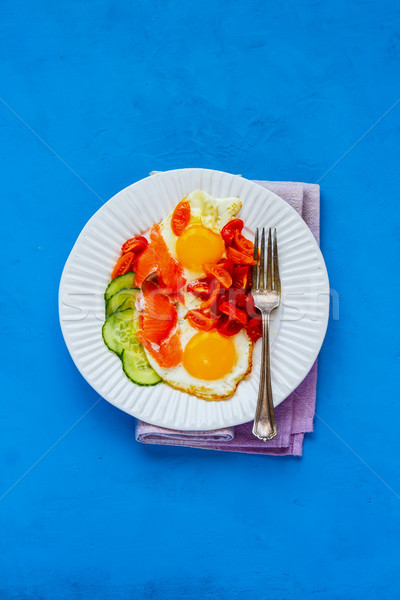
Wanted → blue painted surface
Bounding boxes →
[1,0,400,598]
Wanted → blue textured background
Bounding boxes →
[1,1,400,598]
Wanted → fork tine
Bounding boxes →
[252,228,259,289]
[259,228,266,289]
[266,228,272,290]
[273,228,281,295]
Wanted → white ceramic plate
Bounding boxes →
[59,168,329,430]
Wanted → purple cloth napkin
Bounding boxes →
[136,180,320,456]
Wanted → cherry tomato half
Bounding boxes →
[227,246,257,265]
[185,309,217,332]
[217,258,234,276]
[121,235,148,255]
[233,230,254,256]
[246,317,262,342]
[232,265,252,290]
[218,301,248,327]
[221,219,244,245]
[111,252,135,279]
[217,288,246,310]
[171,199,191,236]
[201,280,221,310]
[232,290,247,309]
[187,278,211,300]
[203,263,233,289]
[245,294,259,318]
[217,314,244,336]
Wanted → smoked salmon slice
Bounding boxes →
[150,225,186,291]
[134,245,157,286]
[138,329,182,369]
[135,227,184,368]
[140,279,177,345]
[141,314,175,346]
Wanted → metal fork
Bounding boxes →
[251,228,281,441]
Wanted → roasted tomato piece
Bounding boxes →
[232,265,252,290]
[245,294,259,318]
[185,309,217,332]
[111,252,135,279]
[221,218,244,245]
[216,288,228,309]
[226,246,257,265]
[207,288,223,317]
[217,258,234,276]
[233,290,247,309]
[171,199,191,236]
[216,288,246,310]
[187,278,211,300]
[121,235,148,255]
[218,301,248,327]
[246,317,262,342]
[203,263,232,289]
[217,314,244,336]
[200,280,221,310]
[233,230,254,256]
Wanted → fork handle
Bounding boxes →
[252,313,278,441]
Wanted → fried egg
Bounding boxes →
[159,189,242,282]
[143,315,253,400]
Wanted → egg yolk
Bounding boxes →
[176,226,224,270]
[183,331,236,380]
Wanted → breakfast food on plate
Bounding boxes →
[102,190,263,400]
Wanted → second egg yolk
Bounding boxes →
[176,225,224,271]
[183,331,236,380]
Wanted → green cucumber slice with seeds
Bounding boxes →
[102,308,137,356]
[122,348,162,386]
[102,306,162,386]
[106,287,140,317]
[104,272,135,302]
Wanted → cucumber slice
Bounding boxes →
[102,308,137,356]
[102,308,162,386]
[106,287,140,317]
[103,273,162,387]
[104,272,135,302]
[122,347,162,386]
